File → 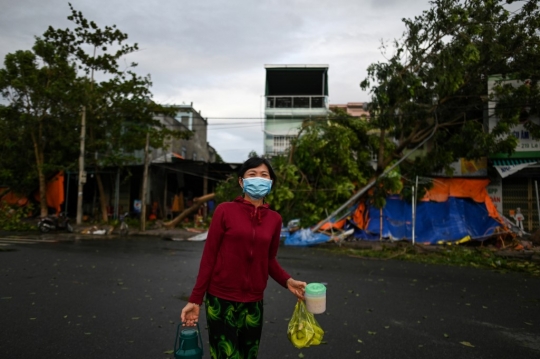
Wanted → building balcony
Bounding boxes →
[265,96,329,117]
[267,96,327,109]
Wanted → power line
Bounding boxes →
[166,101,537,131]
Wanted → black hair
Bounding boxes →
[237,156,276,188]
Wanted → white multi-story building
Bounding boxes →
[264,64,330,156]
[486,75,540,232]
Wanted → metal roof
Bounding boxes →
[264,64,328,69]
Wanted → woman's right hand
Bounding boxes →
[180,302,200,327]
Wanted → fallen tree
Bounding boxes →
[163,193,215,229]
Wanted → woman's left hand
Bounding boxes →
[287,278,306,300]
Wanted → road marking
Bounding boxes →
[0,238,59,244]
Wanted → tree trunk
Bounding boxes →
[37,164,48,217]
[95,171,108,223]
[31,130,48,217]
[163,193,215,229]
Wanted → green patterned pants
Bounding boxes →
[205,293,264,359]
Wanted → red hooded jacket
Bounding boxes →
[188,196,291,304]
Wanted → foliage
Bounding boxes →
[177,1,540,229]
[49,4,191,223]
[327,244,540,277]
[0,203,35,231]
[214,110,375,224]
[265,110,374,225]
[215,175,242,204]
[0,38,80,216]
[214,152,225,163]
[360,0,540,189]
[0,3,191,222]
[41,3,190,161]
[0,106,40,194]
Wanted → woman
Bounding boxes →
[180,156,306,358]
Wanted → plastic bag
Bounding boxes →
[287,300,324,348]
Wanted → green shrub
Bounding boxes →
[0,202,36,231]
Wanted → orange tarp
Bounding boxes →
[1,172,65,214]
[46,172,65,214]
[33,173,65,214]
[352,202,367,229]
[0,188,29,206]
[421,178,501,222]
[319,219,346,231]
[422,178,490,203]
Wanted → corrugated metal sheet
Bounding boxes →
[493,158,538,166]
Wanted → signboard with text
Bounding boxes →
[486,176,503,214]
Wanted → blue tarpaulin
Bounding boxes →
[284,228,331,247]
[353,195,501,244]
[283,178,503,246]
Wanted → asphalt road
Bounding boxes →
[1,235,540,359]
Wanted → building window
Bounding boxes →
[273,136,294,153]
[193,152,197,161]
[181,147,186,158]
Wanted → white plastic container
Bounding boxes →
[305,282,326,314]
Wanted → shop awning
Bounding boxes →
[492,158,539,166]
[492,158,539,178]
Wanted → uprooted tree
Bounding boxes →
[214,111,376,226]
[216,0,540,226]
[360,0,540,186]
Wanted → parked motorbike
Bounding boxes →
[38,212,74,233]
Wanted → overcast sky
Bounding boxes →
[1,0,432,163]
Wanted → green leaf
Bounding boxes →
[460,341,475,348]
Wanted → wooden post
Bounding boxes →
[379,208,383,241]
[140,131,150,231]
[164,171,168,220]
[203,164,208,218]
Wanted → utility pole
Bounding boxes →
[76,62,95,225]
[76,106,87,224]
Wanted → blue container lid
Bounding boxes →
[305,282,326,295]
